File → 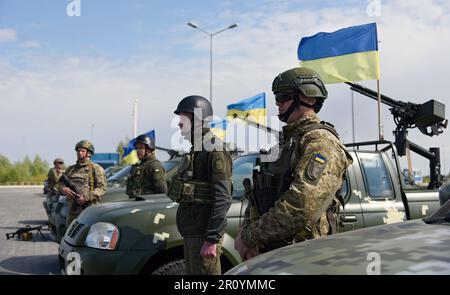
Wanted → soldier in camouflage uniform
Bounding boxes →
[43,158,65,216]
[60,140,106,227]
[168,95,233,275]
[126,134,167,198]
[235,67,353,260]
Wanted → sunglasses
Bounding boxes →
[275,92,296,103]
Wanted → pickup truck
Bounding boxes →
[225,195,450,275]
[58,140,441,275]
[48,159,180,242]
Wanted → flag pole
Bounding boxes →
[406,142,413,184]
[376,79,383,140]
[351,89,355,149]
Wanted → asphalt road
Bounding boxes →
[0,187,60,275]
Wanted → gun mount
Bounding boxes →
[347,82,448,189]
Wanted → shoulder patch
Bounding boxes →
[306,153,327,180]
[213,158,225,172]
[153,168,163,179]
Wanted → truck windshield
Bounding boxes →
[107,165,131,182]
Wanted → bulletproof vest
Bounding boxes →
[65,161,96,210]
[168,151,215,205]
[252,121,342,218]
[128,157,159,197]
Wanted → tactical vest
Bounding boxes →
[128,157,160,196]
[168,152,215,205]
[251,121,347,245]
[64,161,96,209]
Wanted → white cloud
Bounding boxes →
[21,40,42,49]
[0,28,16,42]
[0,0,449,175]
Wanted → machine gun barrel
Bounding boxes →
[346,81,447,189]
[345,82,411,109]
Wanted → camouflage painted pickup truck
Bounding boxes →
[226,185,450,275]
[58,141,441,274]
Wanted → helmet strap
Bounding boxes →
[278,95,323,122]
[278,100,298,123]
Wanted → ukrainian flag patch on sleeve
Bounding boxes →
[306,153,327,181]
[314,154,326,164]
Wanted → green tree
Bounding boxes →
[0,155,13,183]
[0,154,50,184]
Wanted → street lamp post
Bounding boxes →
[187,22,238,106]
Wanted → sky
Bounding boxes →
[0,0,449,176]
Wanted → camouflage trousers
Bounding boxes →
[183,237,223,275]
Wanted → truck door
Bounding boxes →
[356,152,406,227]
[338,151,365,232]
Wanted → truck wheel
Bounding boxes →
[152,259,186,275]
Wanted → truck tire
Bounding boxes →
[152,259,186,275]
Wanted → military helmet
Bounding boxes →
[272,67,328,100]
[53,158,64,165]
[174,95,213,122]
[75,140,95,155]
[134,134,155,150]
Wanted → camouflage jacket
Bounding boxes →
[60,159,106,209]
[241,113,353,249]
[172,134,233,244]
[47,167,65,194]
[126,153,167,197]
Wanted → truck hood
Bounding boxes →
[226,219,450,275]
[77,194,176,225]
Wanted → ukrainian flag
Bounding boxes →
[122,130,155,164]
[298,23,380,84]
[208,119,227,141]
[226,93,266,126]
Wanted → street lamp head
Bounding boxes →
[187,22,198,29]
[228,24,238,29]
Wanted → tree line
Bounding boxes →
[0,154,49,185]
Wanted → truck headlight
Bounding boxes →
[85,222,119,250]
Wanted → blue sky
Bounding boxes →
[1,0,449,176]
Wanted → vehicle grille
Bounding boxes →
[66,221,85,238]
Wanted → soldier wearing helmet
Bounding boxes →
[60,140,106,227]
[43,158,65,217]
[126,134,167,198]
[235,67,353,260]
[168,95,232,275]
[47,158,65,194]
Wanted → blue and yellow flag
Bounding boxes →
[123,130,155,164]
[226,93,266,125]
[208,119,227,141]
[298,23,380,84]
